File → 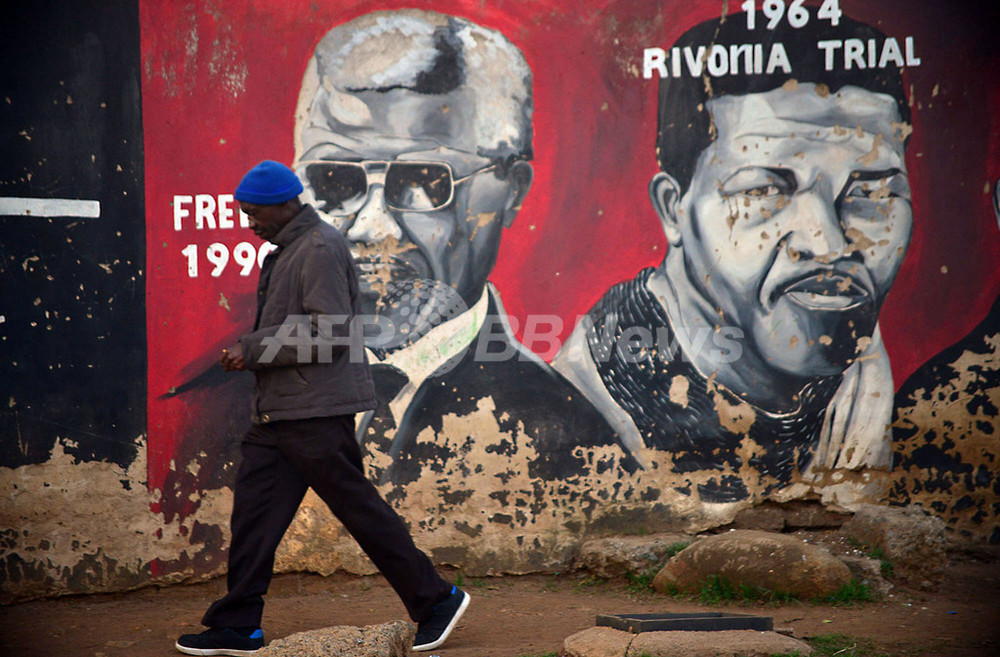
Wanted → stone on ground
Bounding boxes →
[256,621,414,657]
[843,503,947,590]
[576,533,692,578]
[564,627,812,656]
[564,626,633,657]
[732,500,850,532]
[839,554,893,596]
[651,529,852,599]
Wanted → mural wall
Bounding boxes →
[3,0,999,599]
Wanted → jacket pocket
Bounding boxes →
[272,367,310,396]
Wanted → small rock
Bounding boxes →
[630,629,812,656]
[564,626,632,657]
[732,505,786,532]
[652,530,852,599]
[256,621,414,657]
[575,533,692,578]
[564,627,812,656]
[781,501,851,529]
[839,555,892,596]
[843,504,947,590]
[732,501,850,532]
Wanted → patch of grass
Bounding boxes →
[574,574,607,590]
[623,542,690,594]
[848,538,895,579]
[454,571,464,588]
[542,573,563,592]
[866,545,888,561]
[815,578,877,605]
[625,567,658,593]
[865,546,894,578]
[694,574,876,607]
[698,575,736,604]
[658,581,682,596]
[805,633,890,657]
[664,540,691,558]
[697,575,796,605]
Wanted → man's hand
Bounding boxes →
[220,343,246,371]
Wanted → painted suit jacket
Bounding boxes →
[553,267,895,505]
[362,286,639,490]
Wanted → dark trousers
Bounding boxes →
[201,415,450,628]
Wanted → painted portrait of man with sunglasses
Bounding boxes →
[293,10,632,491]
[294,10,533,352]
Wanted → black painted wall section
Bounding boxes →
[0,0,146,468]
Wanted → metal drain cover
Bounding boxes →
[596,612,773,633]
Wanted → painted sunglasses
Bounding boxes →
[298,160,497,214]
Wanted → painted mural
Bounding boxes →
[555,12,913,506]
[2,0,999,599]
[141,0,1000,577]
[290,11,625,491]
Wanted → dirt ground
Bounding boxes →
[2,552,998,657]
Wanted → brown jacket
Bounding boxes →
[240,204,375,423]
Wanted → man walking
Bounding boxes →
[175,160,468,655]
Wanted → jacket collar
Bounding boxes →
[270,204,321,248]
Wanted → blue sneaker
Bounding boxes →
[413,586,470,651]
[175,627,264,656]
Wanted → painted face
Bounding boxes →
[672,84,912,378]
[296,86,526,326]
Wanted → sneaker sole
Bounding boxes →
[174,641,261,656]
[412,590,471,651]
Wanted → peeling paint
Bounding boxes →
[669,375,689,408]
[358,396,744,574]
[706,374,756,434]
[891,329,1000,541]
[0,441,233,602]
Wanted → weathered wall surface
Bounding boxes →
[1,442,233,603]
[2,0,999,602]
[1,0,149,601]
[891,299,1000,543]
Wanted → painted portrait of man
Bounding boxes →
[554,11,913,504]
[293,10,629,484]
[156,9,629,532]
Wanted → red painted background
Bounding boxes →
[142,0,1000,493]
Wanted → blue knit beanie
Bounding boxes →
[234,160,304,205]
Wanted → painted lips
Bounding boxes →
[780,272,872,311]
[353,254,421,282]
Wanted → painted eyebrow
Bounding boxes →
[846,168,905,184]
[720,166,796,191]
[838,168,909,203]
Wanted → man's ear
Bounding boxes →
[501,160,534,228]
[649,171,683,247]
